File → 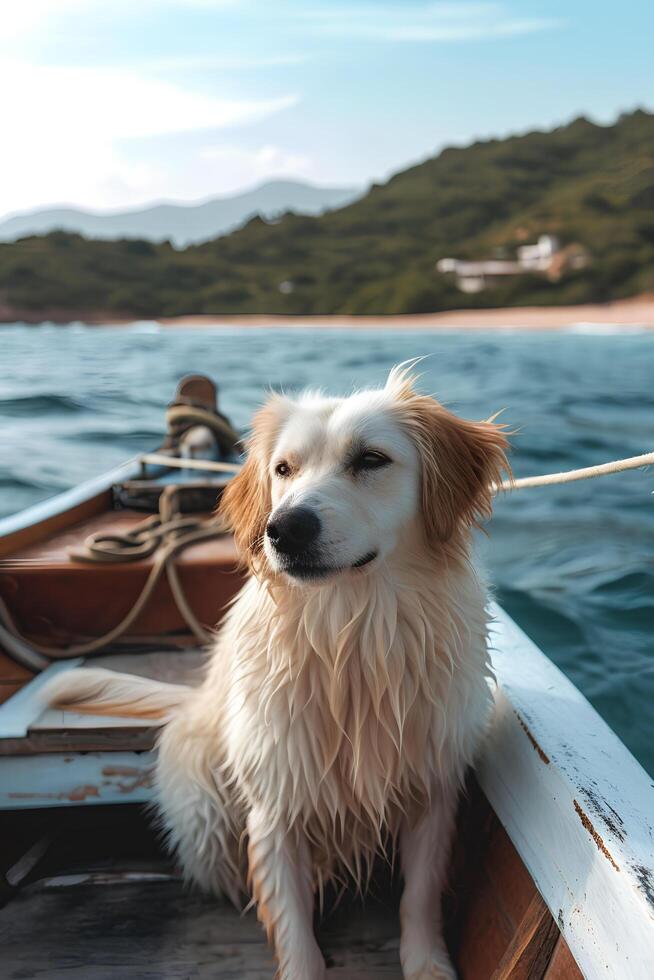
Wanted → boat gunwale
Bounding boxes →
[480,602,654,980]
[0,459,145,557]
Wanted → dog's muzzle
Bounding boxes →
[266,506,322,558]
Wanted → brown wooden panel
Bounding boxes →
[0,488,111,558]
[0,509,244,651]
[0,651,33,682]
[0,681,24,704]
[446,776,564,980]
[544,935,584,980]
[490,892,559,980]
[483,813,538,925]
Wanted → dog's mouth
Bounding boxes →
[280,550,378,581]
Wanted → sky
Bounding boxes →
[0,0,652,218]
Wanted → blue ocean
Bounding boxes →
[1,322,653,774]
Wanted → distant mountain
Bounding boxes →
[0,110,653,319]
[0,180,361,248]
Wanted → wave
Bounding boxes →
[0,393,87,417]
[0,475,59,491]
[565,322,650,335]
[61,428,163,444]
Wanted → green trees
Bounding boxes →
[0,110,652,319]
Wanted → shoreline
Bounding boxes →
[3,294,654,331]
[159,295,654,331]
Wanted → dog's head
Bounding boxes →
[220,366,510,582]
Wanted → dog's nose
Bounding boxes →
[266,506,321,555]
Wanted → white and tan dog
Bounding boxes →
[46,365,509,980]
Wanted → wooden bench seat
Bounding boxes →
[0,650,206,757]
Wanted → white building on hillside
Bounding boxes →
[437,234,568,293]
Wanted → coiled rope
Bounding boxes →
[0,451,652,673]
[0,485,228,671]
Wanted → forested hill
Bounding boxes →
[1,110,653,320]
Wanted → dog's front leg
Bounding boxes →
[399,786,458,980]
[247,805,325,980]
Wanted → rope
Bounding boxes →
[0,487,228,669]
[145,448,654,489]
[164,401,241,455]
[495,451,654,492]
[139,453,241,474]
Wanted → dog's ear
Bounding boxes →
[412,400,510,541]
[218,396,290,568]
[388,368,510,542]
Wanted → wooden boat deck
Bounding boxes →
[0,782,580,979]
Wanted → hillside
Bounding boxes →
[0,180,360,249]
[1,110,653,319]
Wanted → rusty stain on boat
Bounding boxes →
[101,764,153,794]
[514,710,550,764]
[573,800,620,871]
[8,784,100,802]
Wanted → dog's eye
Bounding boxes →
[354,450,392,471]
[274,461,291,478]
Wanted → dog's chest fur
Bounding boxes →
[216,555,491,873]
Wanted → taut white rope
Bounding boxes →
[495,451,654,492]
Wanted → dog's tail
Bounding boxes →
[42,667,192,720]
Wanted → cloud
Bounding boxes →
[200,144,313,185]
[1,62,298,139]
[303,2,562,43]
[144,53,308,72]
[0,1,240,47]
[0,59,298,214]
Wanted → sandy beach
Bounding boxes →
[2,294,654,331]
[156,294,654,331]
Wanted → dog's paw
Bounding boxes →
[402,949,457,980]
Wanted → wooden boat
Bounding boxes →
[0,379,652,979]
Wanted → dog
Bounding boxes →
[45,365,510,980]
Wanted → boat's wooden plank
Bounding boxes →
[447,776,549,978]
[0,877,403,979]
[28,649,207,735]
[0,682,24,706]
[0,650,205,753]
[0,509,146,567]
[0,751,156,808]
[32,708,156,730]
[0,651,33,682]
[0,786,573,978]
[482,811,537,923]
[0,659,83,739]
[490,891,560,980]
[0,518,242,647]
[0,489,113,559]
[89,649,208,683]
[0,459,142,558]
[0,647,207,760]
[544,936,585,980]
[479,603,654,980]
[0,728,158,756]
[0,509,233,569]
